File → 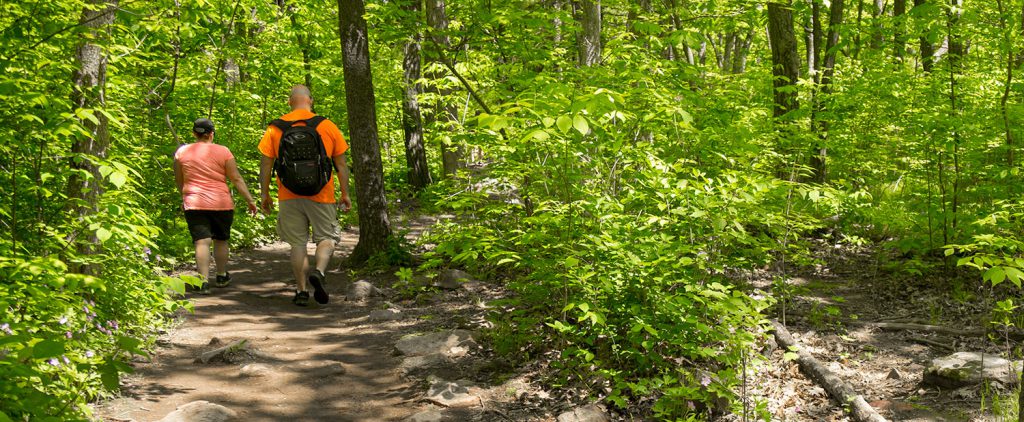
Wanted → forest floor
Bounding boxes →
[93,215,564,422]
[91,215,1020,421]
[748,242,1021,421]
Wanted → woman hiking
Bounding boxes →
[173,118,258,292]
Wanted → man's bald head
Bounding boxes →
[288,85,313,110]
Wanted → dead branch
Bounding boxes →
[770,320,888,422]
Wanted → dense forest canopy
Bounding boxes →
[1,0,1023,419]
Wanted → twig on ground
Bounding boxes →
[906,336,955,352]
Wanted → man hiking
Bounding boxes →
[174,118,258,293]
[258,85,352,307]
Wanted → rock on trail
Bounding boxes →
[347,279,384,301]
[425,377,482,408]
[157,401,237,422]
[557,404,610,422]
[923,352,1024,389]
[394,330,477,358]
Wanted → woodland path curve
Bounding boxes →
[98,216,446,422]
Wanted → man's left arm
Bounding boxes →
[333,154,351,212]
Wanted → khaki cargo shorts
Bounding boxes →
[277,199,342,247]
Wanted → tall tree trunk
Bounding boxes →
[947,0,962,235]
[854,0,865,59]
[870,0,886,49]
[731,29,754,73]
[425,0,462,176]
[337,0,392,264]
[553,0,563,43]
[806,0,823,79]
[893,0,907,60]
[67,0,118,246]
[578,0,602,66]
[402,0,431,190]
[768,2,801,118]
[291,12,314,110]
[915,0,935,72]
[810,0,846,182]
[997,0,1016,167]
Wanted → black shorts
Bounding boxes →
[184,210,234,242]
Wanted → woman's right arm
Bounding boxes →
[173,159,184,193]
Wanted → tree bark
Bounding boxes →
[730,29,753,73]
[806,0,823,80]
[424,0,462,176]
[67,0,118,220]
[290,10,315,110]
[337,0,392,264]
[810,0,846,183]
[947,0,962,235]
[853,0,865,59]
[997,0,1016,167]
[768,2,801,118]
[870,0,886,49]
[893,0,907,60]
[915,0,935,72]
[578,0,601,66]
[401,0,431,190]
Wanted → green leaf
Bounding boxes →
[100,362,120,390]
[33,339,64,359]
[1004,266,1024,288]
[572,115,589,135]
[541,117,555,128]
[116,335,145,356]
[75,108,99,125]
[109,171,127,188]
[96,227,112,243]
[985,266,1007,286]
[564,256,580,268]
[556,115,572,133]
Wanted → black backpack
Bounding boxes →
[270,116,332,196]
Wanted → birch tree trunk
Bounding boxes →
[425,0,462,176]
[68,0,118,225]
[578,0,602,66]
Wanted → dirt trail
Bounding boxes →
[98,217,450,422]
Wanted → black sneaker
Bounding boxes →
[308,270,329,304]
[292,291,310,307]
[196,281,212,295]
[214,272,231,288]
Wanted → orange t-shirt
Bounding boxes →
[174,142,235,211]
[258,110,349,204]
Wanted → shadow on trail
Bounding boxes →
[100,217,450,421]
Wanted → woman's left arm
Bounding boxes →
[225,158,258,214]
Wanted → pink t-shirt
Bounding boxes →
[174,142,234,211]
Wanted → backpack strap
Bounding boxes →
[269,119,292,131]
[270,116,326,130]
[305,115,327,129]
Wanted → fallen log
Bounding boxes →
[783,309,1024,341]
[770,320,888,422]
[847,321,1024,341]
